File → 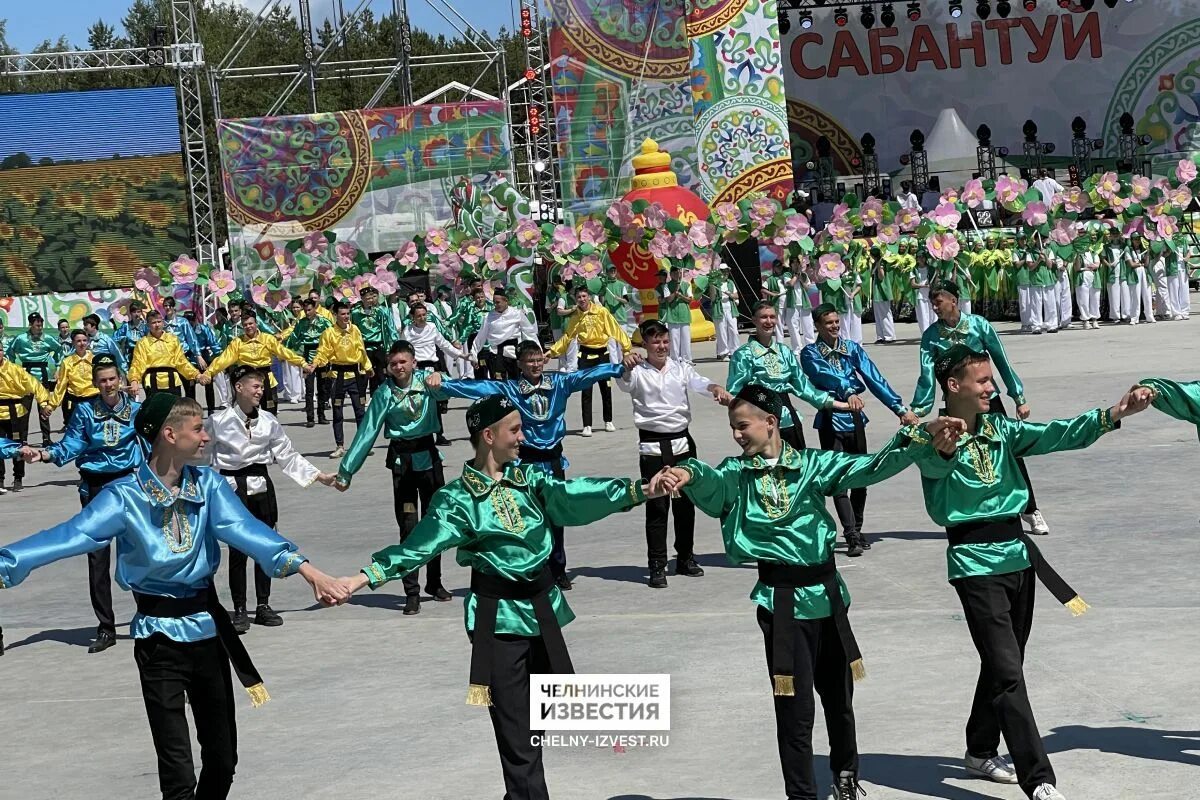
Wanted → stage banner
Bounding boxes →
[0,87,191,296]
[687,0,796,205]
[547,0,700,220]
[0,287,134,334]
[782,4,1200,179]
[217,101,511,284]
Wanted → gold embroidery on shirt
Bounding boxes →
[757,469,791,519]
[161,502,194,553]
[490,485,526,533]
[965,439,997,485]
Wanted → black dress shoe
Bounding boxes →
[254,604,283,627]
[436,435,452,446]
[647,561,668,589]
[555,575,573,591]
[425,585,452,601]
[11,479,22,493]
[674,557,704,577]
[88,630,117,654]
[318,416,329,425]
[231,607,251,634]
[845,533,865,558]
[403,595,421,615]
[860,533,872,550]
[305,420,315,428]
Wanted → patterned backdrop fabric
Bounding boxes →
[217,101,511,280]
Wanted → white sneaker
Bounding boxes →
[963,752,1018,784]
[604,422,615,432]
[330,446,345,458]
[1032,328,1043,335]
[1021,509,1050,535]
[1032,784,1067,800]
[581,426,593,437]
[0,485,7,495]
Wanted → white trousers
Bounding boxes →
[773,301,787,344]
[1075,272,1101,321]
[1107,281,1125,321]
[838,312,863,344]
[1056,273,1073,328]
[714,314,739,357]
[1030,286,1058,331]
[214,372,231,408]
[1168,273,1191,317]
[1018,285,1032,328]
[801,311,815,346]
[552,329,579,372]
[915,288,934,332]
[281,363,304,402]
[1129,268,1156,323]
[873,301,895,341]
[668,323,692,363]
[1153,265,1170,317]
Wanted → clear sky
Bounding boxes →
[3,0,514,52]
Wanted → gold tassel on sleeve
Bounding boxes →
[245,683,271,708]
[466,683,494,706]
[772,675,795,696]
[1064,596,1090,617]
[850,659,867,682]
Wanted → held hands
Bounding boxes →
[333,478,350,493]
[315,472,338,487]
[424,371,443,389]
[622,352,643,371]
[706,384,732,405]
[18,446,41,463]
[1016,403,1031,420]
[299,563,353,607]
[196,373,213,386]
[846,394,865,412]
[1111,385,1154,422]
[645,466,686,499]
[899,410,920,427]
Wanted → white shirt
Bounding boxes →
[898,191,920,210]
[616,358,714,455]
[1032,177,1064,205]
[428,299,453,325]
[472,307,538,358]
[205,404,320,495]
[403,321,465,363]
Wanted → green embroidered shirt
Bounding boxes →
[910,312,1026,417]
[727,339,833,429]
[338,371,446,484]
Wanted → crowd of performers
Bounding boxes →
[1,266,1200,800]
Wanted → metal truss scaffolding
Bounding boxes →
[510,0,559,222]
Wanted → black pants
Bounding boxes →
[817,427,866,537]
[781,424,807,451]
[366,347,387,394]
[953,568,1055,796]
[469,631,551,800]
[260,382,278,416]
[135,634,238,800]
[482,348,519,380]
[63,393,89,427]
[988,396,1037,513]
[578,347,612,428]
[228,492,274,608]
[81,469,131,635]
[758,606,858,800]
[183,379,197,402]
[37,380,53,441]
[0,412,29,481]
[303,369,329,423]
[330,369,365,446]
[203,379,217,413]
[532,461,567,577]
[392,462,445,596]
[146,384,185,399]
[639,445,696,563]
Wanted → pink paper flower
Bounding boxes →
[514,218,541,249]
[1130,175,1151,201]
[929,202,961,228]
[642,203,668,230]
[1095,171,1121,200]
[896,207,921,232]
[578,219,605,247]
[1110,194,1132,213]
[315,260,334,282]
[876,224,899,244]
[1062,186,1087,213]
[250,283,269,307]
[995,175,1027,205]
[1176,158,1197,184]
[395,241,419,267]
[621,222,646,244]
[1021,202,1048,227]
[374,254,396,270]
[208,270,236,298]
[1048,218,1078,246]
[550,225,580,256]
[272,247,298,279]
[816,253,845,281]
[667,232,692,260]
[484,244,508,269]
[458,238,484,266]
[830,203,850,222]
[826,220,855,243]
[301,231,326,255]
[689,220,718,249]
[369,268,399,296]
[1171,186,1193,208]
[108,298,131,325]
[331,282,360,305]
[134,266,160,292]
[1157,216,1179,239]
[860,197,884,226]
[925,232,960,260]
[334,242,359,267]
[578,253,604,279]
[648,231,672,260]
[713,202,740,230]
[961,178,985,208]
[1122,217,1144,238]
[940,187,961,205]
[606,200,634,229]
[265,289,291,312]
[437,250,463,278]
[424,227,450,256]
[749,198,777,224]
[169,255,199,284]
[694,250,718,274]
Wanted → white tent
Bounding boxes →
[892,107,1015,191]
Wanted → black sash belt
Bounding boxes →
[220,463,278,525]
[0,397,28,419]
[946,517,1088,615]
[818,407,867,452]
[144,367,179,389]
[758,559,865,694]
[80,466,135,498]
[467,566,573,706]
[637,427,695,467]
[387,435,438,475]
[134,585,271,706]
[24,360,49,382]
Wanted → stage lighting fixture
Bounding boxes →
[835,6,849,26]
[799,9,814,27]
[779,10,792,34]
[1024,0,1036,9]
[533,160,546,173]
[860,5,876,27]
[949,0,963,18]
[880,3,895,26]
[907,1,921,19]
[976,0,990,18]
[997,0,1011,15]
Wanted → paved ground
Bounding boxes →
[3,312,1199,800]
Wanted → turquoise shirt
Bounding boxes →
[911,312,1026,417]
[48,393,144,495]
[339,371,443,482]
[6,332,59,382]
[727,339,832,429]
[0,463,307,642]
[89,332,128,374]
